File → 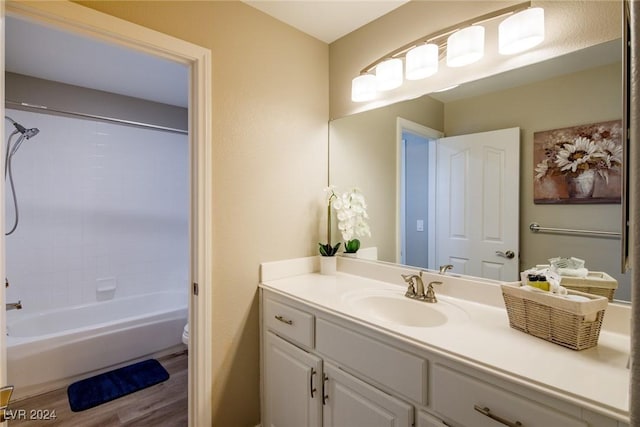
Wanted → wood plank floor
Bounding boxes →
[7,351,188,427]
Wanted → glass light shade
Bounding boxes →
[405,43,439,80]
[375,58,403,91]
[351,74,376,102]
[446,26,485,67]
[499,7,545,55]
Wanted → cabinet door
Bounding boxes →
[417,410,448,427]
[323,362,413,427]
[264,332,322,427]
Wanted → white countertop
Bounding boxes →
[260,267,630,423]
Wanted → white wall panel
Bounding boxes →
[4,109,188,311]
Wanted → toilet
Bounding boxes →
[182,323,189,346]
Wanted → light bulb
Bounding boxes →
[406,43,439,80]
[447,26,484,67]
[351,74,376,102]
[499,7,545,55]
[375,58,403,91]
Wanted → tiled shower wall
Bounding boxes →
[4,108,189,312]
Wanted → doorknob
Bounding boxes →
[496,250,515,259]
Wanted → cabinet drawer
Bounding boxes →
[316,318,427,404]
[264,297,314,348]
[432,364,587,427]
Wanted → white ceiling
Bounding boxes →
[243,1,409,43]
[5,16,189,108]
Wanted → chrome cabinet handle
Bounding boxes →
[310,369,317,398]
[274,315,293,325]
[322,374,329,405]
[474,405,523,427]
[495,250,515,259]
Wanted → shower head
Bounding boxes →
[5,116,39,140]
[12,122,39,140]
[22,127,39,140]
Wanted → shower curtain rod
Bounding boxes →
[5,100,188,135]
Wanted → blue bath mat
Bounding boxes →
[67,359,169,412]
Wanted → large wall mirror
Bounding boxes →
[329,39,630,302]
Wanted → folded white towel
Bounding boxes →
[557,267,589,278]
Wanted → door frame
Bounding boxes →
[1,2,213,426]
[395,118,442,265]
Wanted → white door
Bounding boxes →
[264,332,322,427]
[436,127,519,281]
[322,362,413,427]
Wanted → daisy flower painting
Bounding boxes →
[533,120,622,204]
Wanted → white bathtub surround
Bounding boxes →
[6,290,187,400]
[4,108,189,312]
[259,256,631,424]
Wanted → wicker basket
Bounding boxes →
[501,283,608,350]
[559,271,618,301]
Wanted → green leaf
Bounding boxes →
[344,239,360,253]
[331,242,341,255]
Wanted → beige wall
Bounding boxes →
[75,1,328,425]
[330,96,443,262]
[329,1,621,120]
[445,62,629,300]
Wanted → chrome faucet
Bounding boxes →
[6,301,22,311]
[439,264,454,275]
[402,272,441,303]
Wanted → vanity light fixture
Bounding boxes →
[350,1,544,102]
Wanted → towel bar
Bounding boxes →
[529,222,621,238]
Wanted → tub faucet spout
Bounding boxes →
[6,301,22,310]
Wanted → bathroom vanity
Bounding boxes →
[259,257,630,427]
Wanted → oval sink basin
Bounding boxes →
[343,290,468,327]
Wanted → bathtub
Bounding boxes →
[6,290,187,399]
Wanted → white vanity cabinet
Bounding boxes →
[262,291,430,427]
[261,288,627,427]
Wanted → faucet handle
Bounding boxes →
[424,281,442,303]
[401,274,416,296]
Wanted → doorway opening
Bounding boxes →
[396,118,442,267]
[1,3,212,426]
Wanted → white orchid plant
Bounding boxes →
[319,186,371,256]
[534,123,623,184]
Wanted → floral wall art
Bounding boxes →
[533,120,622,204]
